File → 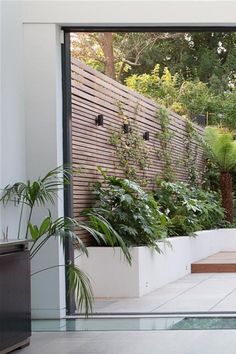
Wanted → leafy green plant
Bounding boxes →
[126,65,216,118]
[0,166,132,315]
[202,158,220,192]
[178,80,213,118]
[126,65,182,111]
[219,89,236,130]
[153,180,225,236]
[204,126,236,222]
[82,210,132,264]
[84,170,168,252]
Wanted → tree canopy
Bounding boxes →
[71,31,236,127]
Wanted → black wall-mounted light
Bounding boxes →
[143,131,150,141]
[95,114,104,126]
[123,123,131,134]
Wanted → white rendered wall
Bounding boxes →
[1,0,236,318]
[20,1,236,26]
[23,24,65,319]
[78,230,236,298]
[1,2,26,238]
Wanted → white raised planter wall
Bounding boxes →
[76,229,236,298]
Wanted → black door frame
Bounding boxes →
[62,31,76,315]
[61,25,236,315]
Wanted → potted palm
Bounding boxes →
[0,166,131,315]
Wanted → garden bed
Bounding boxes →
[77,229,236,298]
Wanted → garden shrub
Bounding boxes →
[86,173,168,252]
[153,180,225,236]
[84,173,225,251]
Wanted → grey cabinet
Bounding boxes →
[0,241,31,353]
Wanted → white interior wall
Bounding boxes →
[1,0,236,318]
[23,23,65,319]
[1,2,26,238]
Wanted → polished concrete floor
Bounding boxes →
[93,273,236,313]
[19,273,236,353]
[20,330,236,354]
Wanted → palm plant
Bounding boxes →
[0,166,131,315]
[204,126,236,223]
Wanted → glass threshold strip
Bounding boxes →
[32,315,236,332]
[69,311,236,318]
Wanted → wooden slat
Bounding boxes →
[71,58,204,245]
[191,252,236,273]
[71,57,203,133]
[71,64,204,135]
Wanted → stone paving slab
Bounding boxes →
[93,273,236,313]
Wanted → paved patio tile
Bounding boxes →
[210,289,236,311]
[93,273,236,313]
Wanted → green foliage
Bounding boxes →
[155,108,175,181]
[126,66,216,119]
[126,66,182,112]
[202,158,220,191]
[204,126,236,172]
[87,172,225,242]
[73,32,236,94]
[0,166,94,315]
[126,32,236,95]
[109,103,150,185]
[153,180,225,236]
[219,90,236,130]
[178,80,213,118]
[72,31,236,127]
[67,265,93,316]
[81,210,132,264]
[155,110,203,186]
[204,126,236,223]
[183,119,202,186]
[86,172,168,252]
[0,166,135,315]
[1,165,74,239]
[72,33,187,82]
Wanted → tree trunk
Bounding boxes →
[100,33,116,79]
[220,172,233,223]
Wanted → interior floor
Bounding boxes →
[20,330,236,354]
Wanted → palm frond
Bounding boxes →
[0,182,27,205]
[67,264,93,316]
[1,165,95,315]
[85,211,132,264]
[204,126,236,172]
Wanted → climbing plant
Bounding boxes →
[184,119,199,186]
[155,108,175,181]
[109,103,150,185]
[183,118,204,187]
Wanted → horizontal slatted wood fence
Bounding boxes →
[71,58,204,244]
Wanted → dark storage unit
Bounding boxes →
[0,240,31,353]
